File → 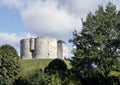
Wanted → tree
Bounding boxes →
[0,45,21,80]
[15,69,63,85]
[0,76,7,85]
[70,2,120,85]
[44,58,67,74]
[44,59,74,85]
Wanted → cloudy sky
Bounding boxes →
[0,0,120,55]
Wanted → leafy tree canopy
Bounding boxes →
[44,58,67,74]
[70,2,120,85]
[0,45,21,79]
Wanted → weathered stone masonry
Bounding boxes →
[20,37,68,59]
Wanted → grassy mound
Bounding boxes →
[20,59,71,75]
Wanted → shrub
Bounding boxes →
[0,45,21,79]
[44,58,67,74]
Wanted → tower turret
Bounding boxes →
[20,39,32,59]
[57,40,68,59]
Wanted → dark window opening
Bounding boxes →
[48,53,49,57]
[31,50,35,58]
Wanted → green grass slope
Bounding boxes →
[20,59,52,74]
[20,59,71,75]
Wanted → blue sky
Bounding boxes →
[0,0,120,55]
[0,6,23,33]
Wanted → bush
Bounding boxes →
[15,68,80,85]
[0,76,7,85]
[0,45,21,80]
[15,69,49,85]
[44,58,67,74]
[0,45,21,85]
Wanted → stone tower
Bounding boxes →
[20,39,32,59]
[57,40,68,59]
[20,37,68,59]
[34,37,57,59]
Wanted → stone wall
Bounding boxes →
[20,39,32,59]
[20,37,68,59]
[47,38,57,59]
[34,37,57,59]
[57,40,68,59]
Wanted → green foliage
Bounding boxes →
[0,45,21,80]
[15,69,62,85]
[44,59,80,85]
[15,69,78,85]
[15,59,76,85]
[0,76,7,85]
[70,2,120,85]
[27,69,49,85]
[44,59,67,74]
[14,76,28,85]
[19,58,71,80]
[14,69,47,85]
[47,73,62,85]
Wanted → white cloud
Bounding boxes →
[0,32,36,46]
[0,32,36,55]
[0,0,22,9]
[0,0,81,37]
[56,0,99,16]
[21,0,80,36]
[56,0,120,19]
[1,0,120,37]
[0,32,20,46]
[1,0,120,56]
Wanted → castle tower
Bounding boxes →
[20,37,68,60]
[47,38,57,59]
[20,39,32,59]
[34,37,57,59]
[34,37,46,59]
[57,40,69,59]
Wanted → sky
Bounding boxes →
[0,0,120,56]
